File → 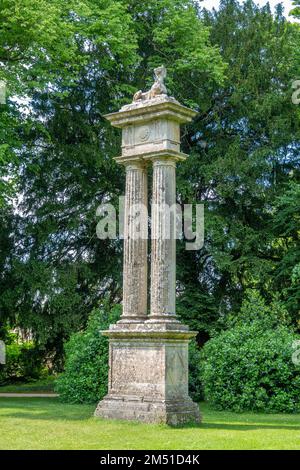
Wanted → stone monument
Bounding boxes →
[94,66,201,425]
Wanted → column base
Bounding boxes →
[95,395,201,425]
[117,316,148,324]
[145,316,189,330]
[94,327,201,426]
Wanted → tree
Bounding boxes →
[1,0,225,361]
[0,0,85,208]
[177,0,300,338]
[2,0,299,367]
[291,1,300,19]
[0,0,140,357]
[272,183,300,326]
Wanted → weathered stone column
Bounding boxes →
[150,158,177,321]
[121,161,148,322]
[95,66,201,425]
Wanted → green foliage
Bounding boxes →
[55,303,121,404]
[18,343,45,382]
[0,0,299,370]
[202,324,300,413]
[228,289,291,329]
[176,0,300,336]
[56,304,202,404]
[272,183,300,325]
[0,108,20,208]
[5,261,89,368]
[0,0,137,93]
[197,290,298,412]
[0,340,44,385]
[291,1,300,19]
[201,291,300,412]
[188,340,204,401]
[148,0,226,104]
[196,291,299,414]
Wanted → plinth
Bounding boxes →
[94,324,200,425]
[95,79,201,424]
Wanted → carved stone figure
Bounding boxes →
[133,65,167,102]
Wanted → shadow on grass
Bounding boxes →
[167,420,300,431]
[3,412,300,431]
[201,422,300,431]
[2,399,300,431]
[0,398,95,421]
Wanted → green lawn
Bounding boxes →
[0,398,300,450]
[0,376,56,393]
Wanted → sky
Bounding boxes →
[200,0,297,19]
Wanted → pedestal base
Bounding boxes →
[95,395,200,425]
[94,325,201,425]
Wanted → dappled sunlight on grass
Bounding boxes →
[1,398,300,450]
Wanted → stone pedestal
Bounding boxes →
[95,86,200,424]
[94,328,200,425]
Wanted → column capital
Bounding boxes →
[150,158,177,168]
[114,149,187,166]
[123,160,148,172]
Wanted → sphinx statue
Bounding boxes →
[133,65,167,102]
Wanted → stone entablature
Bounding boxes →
[105,97,196,159]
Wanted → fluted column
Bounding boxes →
[121,161,148,322]
[149,158,177,321]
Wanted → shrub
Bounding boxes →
[189,340,203,402]
[228,289,291,329]
[55,303,121,404]
[19,343,44,380]
[0,340,44,385]
[0,343,21,385]
[201,293,300,413]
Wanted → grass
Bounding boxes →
[0,376,56,393]
[0,398,300,450]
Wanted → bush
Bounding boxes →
[0,343,20,385]
[19,343,45,380]
[55,303,121,404]
[189,340,204,402]
[0,340,44,385]
[201,292,300,413]
[228,289,291,329]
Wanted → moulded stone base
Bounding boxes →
[94,326,201,426]
[94,395,201,425]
